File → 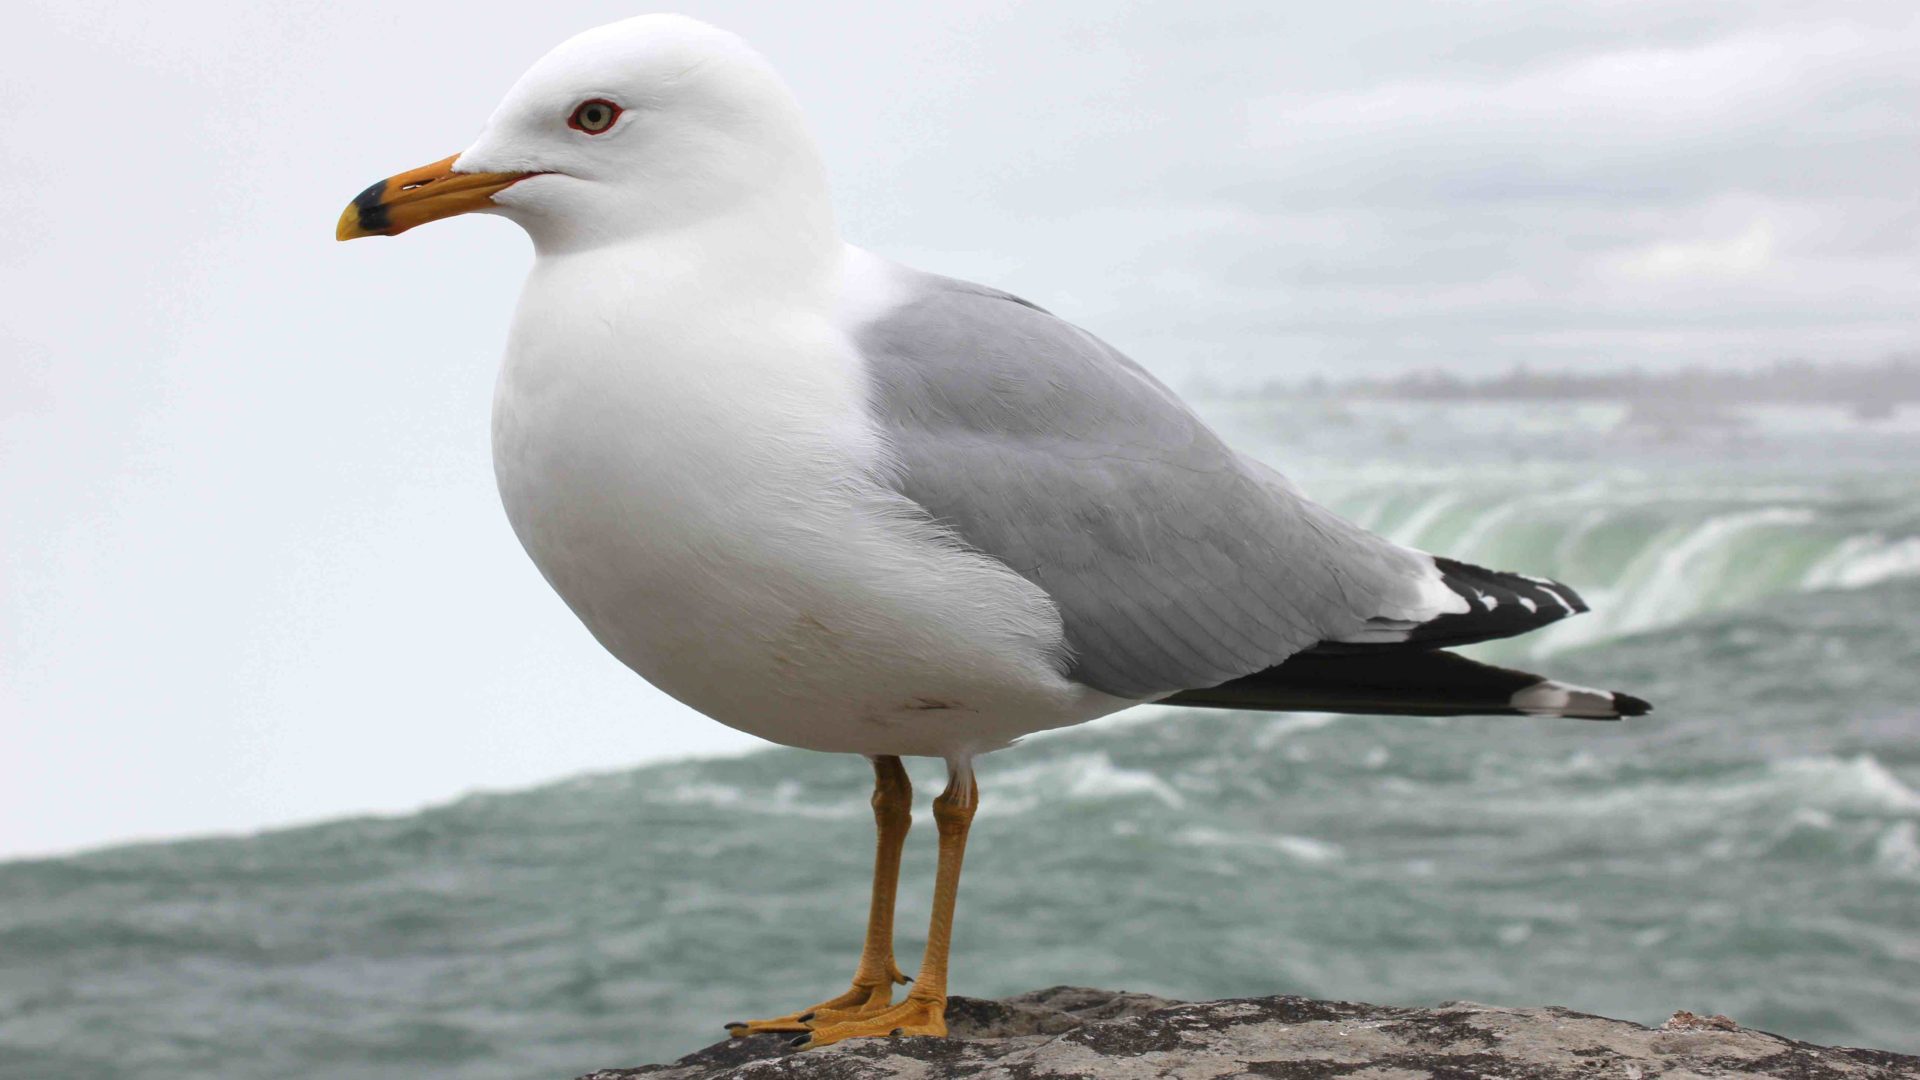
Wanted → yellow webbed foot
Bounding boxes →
[799,993,946,1048]
[723,967,909,1037]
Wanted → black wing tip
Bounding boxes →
[1167,650,1653,721]
[1612,691,1653,717]
[1393,557,1593,651]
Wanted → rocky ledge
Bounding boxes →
[578,986,1918,1080]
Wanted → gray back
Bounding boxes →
[858,270,1432,699]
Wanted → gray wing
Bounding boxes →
[856,268,1453,700]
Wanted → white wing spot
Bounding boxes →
[1511,679,1618,719]
[1534,584,1577,615]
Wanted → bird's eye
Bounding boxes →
[568,99,621,134]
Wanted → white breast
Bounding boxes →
[490,244,1126,759]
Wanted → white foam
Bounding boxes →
[650,781,745,808]
[1175,826,1345,863]
[643,779,866,819]
[1874,821,1920,877]
[1530,506,1820,654]
[1803,534,1920,591]
[1470,754,1920,825]
[1252,712,1343,750]
[1616,508,1815,632]
[1773,755,1920,814]
[989,752,1186,812]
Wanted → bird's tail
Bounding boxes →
[1164,648,1651,720]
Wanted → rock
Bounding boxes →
[1661,1009,1742,1032]
[577,986,1920,1080]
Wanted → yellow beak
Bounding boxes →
[336,154,537,240]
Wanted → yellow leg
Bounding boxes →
[803,761,977,1048]
[725,756,914,1036]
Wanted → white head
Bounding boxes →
[338,15,834,256]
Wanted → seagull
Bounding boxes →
[337,14,1649,1049]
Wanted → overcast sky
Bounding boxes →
[3,0,1916,858]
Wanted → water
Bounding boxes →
[5,400,1918,1079]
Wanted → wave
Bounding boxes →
[641,778,868,820]
[1469,754,1920,824]
[1173,826,1345,863]
[987,752,1187,814]
[1328,475,1920,654]
[1803,534,1920,590]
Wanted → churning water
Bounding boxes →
[4,399,1918,1079]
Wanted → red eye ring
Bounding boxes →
[568,99,622,134]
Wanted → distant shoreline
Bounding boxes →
[1216,353,1920,411]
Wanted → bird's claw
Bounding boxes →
[724,973,905,1038]
[799,995,946,1048]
